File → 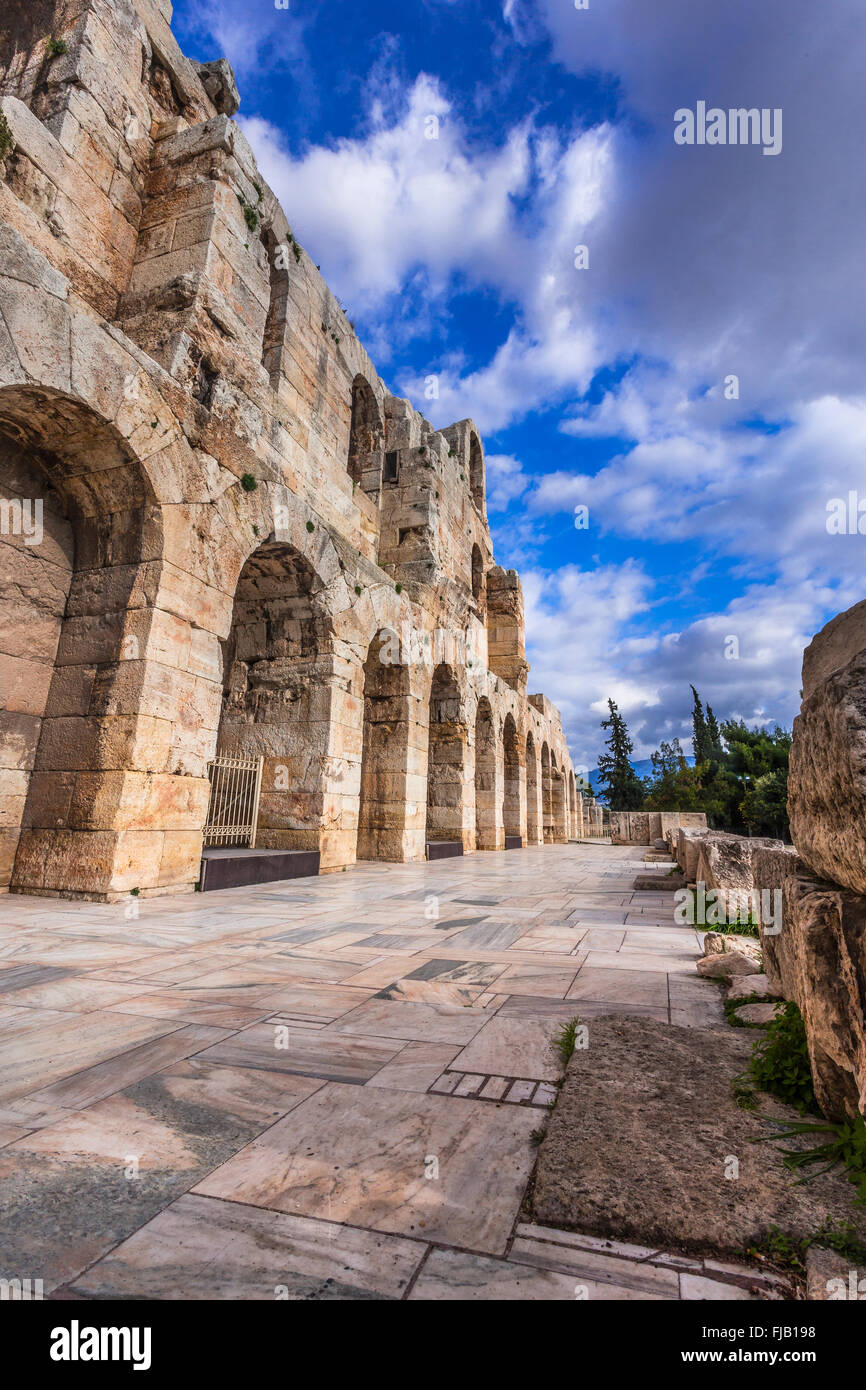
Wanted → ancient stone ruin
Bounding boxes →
[667,599,866,1125]
[0,0,579,900]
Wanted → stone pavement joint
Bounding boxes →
[0,843,768,1300]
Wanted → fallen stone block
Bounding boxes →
[532,1016,865,1259]
[805,1245,866,1301]
[734,1002,785,1026]
[702,931,763,966]
[753,844,803,994]
[697,952,762,978]
[727,973,775,1002]
[777,872,866,1121]
[790,642,866,896]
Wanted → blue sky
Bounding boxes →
[171,0,866,774]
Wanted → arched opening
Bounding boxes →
[541,742,554,843]
[0,388,159,897]
[525,731,539,844]
[474,697,497,850]
[261,227,290,383]
[348,375,384,494]
[425,663,466,846]
[471,543,485,607]
[216,538,332,853]
[503,713,521,842]
[469,430,485,511]
[357,629,410,861]
[552,764,566,841]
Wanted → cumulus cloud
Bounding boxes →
[189,0,865,770]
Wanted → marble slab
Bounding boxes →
[450,1015,563,1082]
[327,997,491,1044]
[70,1193,425,1300]
[195,1082,539,1255]
[195,1021,403,1084]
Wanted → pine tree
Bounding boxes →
[596,698,645,809]
[691,685,709,763]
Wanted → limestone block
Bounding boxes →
[157,830,204,887]
[676,826,710,877]
[696,952,761,978]
[753,844,803,994]
[773,872,866,1120]
[695,833,782,896]
[0,827,21,887]
[789,647,866,895]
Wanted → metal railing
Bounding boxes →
[576,799,607,839]
[203,754,264,848]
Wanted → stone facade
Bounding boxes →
[0,0,577,899]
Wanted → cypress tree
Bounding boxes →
[691,685,709,763]
[705,704,724,762]
[596,698,645,809]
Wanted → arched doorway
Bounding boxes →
[216,538,332,853]
[425,663,466,846]
[474,697,497,850]
[357,629,410,861]
[0,387,164,898]
[503,713,521,842]
[541,742,553,843]
[347,375,384,495]
[471,544,485,608]
[525,731,539,844]
[552,761,566,842]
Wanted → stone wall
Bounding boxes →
[0,0,577,897]
[769,601,866,1119]
[609,809,707,845]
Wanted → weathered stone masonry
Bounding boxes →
[0,0,576,899]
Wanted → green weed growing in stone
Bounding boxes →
[306,520,315,533]
[0,111,15,161]
[744,1001,817,1113]
[555,1015,582,1064]
[47,36,68,56]
[749,1220,866,1273]
[240,474,257,492]
[756,1113,866,1206]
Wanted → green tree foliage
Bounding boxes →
[691,685,709,762]
[642,737,705,811]
[642,691,792,837]
[596,698,646,809]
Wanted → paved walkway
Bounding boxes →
[0,843,776,1299]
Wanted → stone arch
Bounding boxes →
[503,712,521,841]
[425,662,466,847]
[469,429,485,511]
[357,629,411,861]
[541,741,554,843]
[471,543,485,608]
[214,536,334,855]
[348,374,384,494]
[552,761,567,842]
[525,730,539,844]
[0,385,172,898]
[261,226,291,384]
[474,696,498,850]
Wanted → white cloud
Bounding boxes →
[485,453,529,511]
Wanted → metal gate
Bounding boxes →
[203,754,264,848]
